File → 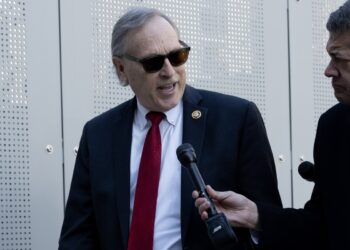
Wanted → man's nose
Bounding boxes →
[159,58,176,77]
[324,60,338,77]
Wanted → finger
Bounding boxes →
[198,201,211,214]
[194,197,207,208]
[206,185,231,201]
[201,211,209,221]
[205,185,217,198]
[192,190,199,199]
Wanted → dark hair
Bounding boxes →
[111,7,179,57]
[326,0,350,34]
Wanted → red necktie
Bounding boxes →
[127,112,164,250]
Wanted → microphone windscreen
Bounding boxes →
[176,143,196,167]
[298,161,315,182]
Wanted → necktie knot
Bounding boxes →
[147,112,164,126]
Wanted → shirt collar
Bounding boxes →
[135,99,183,128]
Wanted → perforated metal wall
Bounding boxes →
[90,0,266,117]
[0,1,31,249]
[312,0,343,127]
[91,1,133,115]
[3,0,350,248]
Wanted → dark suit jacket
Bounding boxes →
[258,103,350,250]
[59,85,282,250]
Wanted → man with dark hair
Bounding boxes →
[194,1,350,250]
[58,7,281,250]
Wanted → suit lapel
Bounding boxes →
[180,86,208,243]
[112,98,136,249]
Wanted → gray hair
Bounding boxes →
[111,7,180,57]
[326,0,350,34]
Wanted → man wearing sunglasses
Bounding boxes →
[59,7,282,250]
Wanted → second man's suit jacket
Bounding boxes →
[59,85,282,250]
[258,103,350,250]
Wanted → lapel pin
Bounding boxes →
[191,110,202,119]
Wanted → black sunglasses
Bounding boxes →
[122,40,191,73]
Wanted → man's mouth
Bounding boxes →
[157,82,177,94]
[332,82,346,92]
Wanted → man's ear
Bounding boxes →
[112,57,127,82]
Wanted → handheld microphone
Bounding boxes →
[176,143,238,249]
[298,161,315,182]
[176,143,217,216]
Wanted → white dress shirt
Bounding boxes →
[129,99,183,250]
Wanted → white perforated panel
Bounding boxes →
[91,1,134,115]
[312,0,343,127]
[184,1,266,116]
[0,1,31,249]
[90,0,266,117]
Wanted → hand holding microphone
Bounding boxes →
[176,143,238,249]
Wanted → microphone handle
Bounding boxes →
[188,163,217,217]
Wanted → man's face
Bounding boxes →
[325,32,350,105]
[113,16,187,112]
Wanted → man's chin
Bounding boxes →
[335,94,350,105]
[157,99,180,112]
